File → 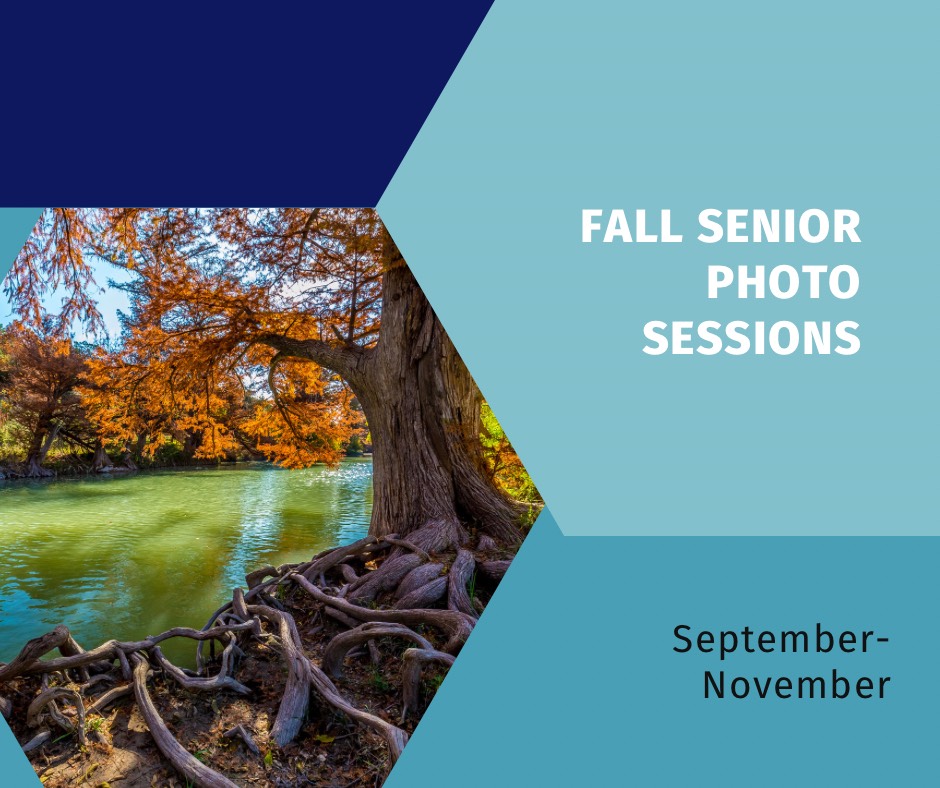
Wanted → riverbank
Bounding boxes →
[0,528,516,786]
[0,459,231,482]
[0,452,374,482]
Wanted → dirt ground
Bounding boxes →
[5,582,463,787]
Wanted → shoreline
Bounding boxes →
[0,454,374,485]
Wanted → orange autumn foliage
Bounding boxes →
[0,322,87,469]
[5,208,385,466]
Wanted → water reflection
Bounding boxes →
[0,459,372,665]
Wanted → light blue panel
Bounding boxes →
[378,1,939,534]
[0,208,45,784]
[388,511,938,786]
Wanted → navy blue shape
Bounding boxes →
[0,3,492,207]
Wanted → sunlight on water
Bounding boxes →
[0,459,372,666]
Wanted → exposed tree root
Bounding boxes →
[85,683,133,714]
[306,660,409,763]
[152,640,251,696]
[0,625,71,682]
[347,553,424,603]
[395,563,444,600]
[223,723,260,755]
[248,603,313,748]
[27,687,85,744]
[395,577,447,610]
[0,522,520,786]
[447,549,478,618]
[323,623,432,680]
[290,572,476,654]
[3,622,258,679]
[401,648,455,722]
[21,729,52,754]
[131,655,239,788]
[300,534,381,582]
[24,457,55,478]
[476,534,499,553]
[478,559,511,582]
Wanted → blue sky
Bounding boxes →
[1,257,131,341]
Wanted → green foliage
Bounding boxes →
[480,402,540,503]
[345,433,364,456]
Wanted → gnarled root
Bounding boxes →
[447,549,478,618]
[307,662,409,763]
[395,563,444,600]
[477,559,510,582]
[394,577,447,610]
[322,623,432,679]
[476,534,498,553]
[400,648,455,722]
[250,603,409,760]
[27,687,85,745]
[4,621,258,680]
[131,655,239,788]
[2,519,520,785]
[21,729,52,754]
[152,638,250,695]
[290,572,475,654]
[85,683,133,715]
[248,604,312,748]
[301,535,381,582]
[347,553,423,603]
[0,625,71,682]
[223,724,260,755]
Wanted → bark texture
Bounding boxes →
[259,247,523,549]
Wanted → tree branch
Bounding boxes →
[296,208,321,265]
[267,352,305,444]
[254,333,366,379]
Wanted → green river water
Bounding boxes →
[0,459,373,666]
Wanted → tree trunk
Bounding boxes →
[92,440,114,473]
[134,433,147,463]
[261,247,523,549]
[40,424,60,458]
[122,442,139,471]
[24,417,56,477]
[355,260,522,547]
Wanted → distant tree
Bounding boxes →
[346,433,364,456]
[0,323,87,476]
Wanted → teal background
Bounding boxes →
[387,512,936,786]
[378,0,939,535]
[378,1,940,786]
[0,210,40,284]
[0,208,44,785]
